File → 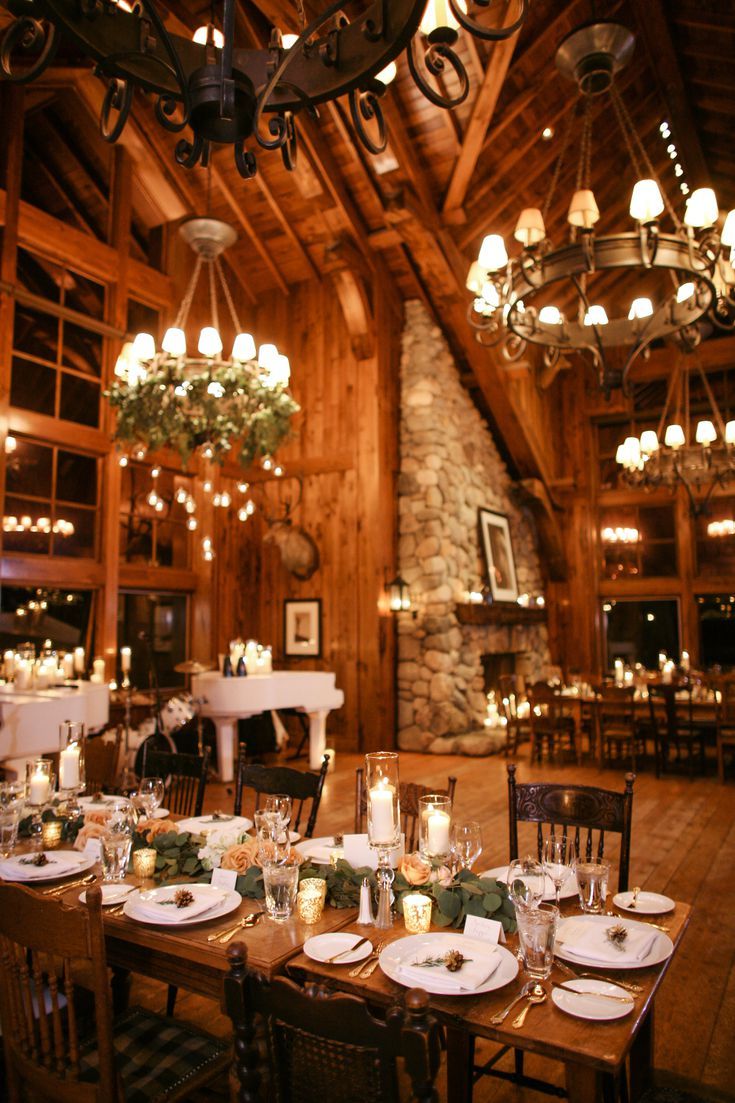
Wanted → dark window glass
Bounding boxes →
[117,591,188,689]
[59,373,100,427]
[52,505,96,558]
[602,599,680,670]
[61,322,102,377]
[126,300,160,341]
[600,505,676,580]
[15,248,62,303]
[6,439,53,498]
[56,450,98,506]
[698,595,735,670]
[13,305,58,363]
[0,586,93,653]
[63,271,105,320]
[695,501,735,578]
[10,356,56,416]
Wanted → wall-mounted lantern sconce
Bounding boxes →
[388,575,412,614]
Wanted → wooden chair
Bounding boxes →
[497,676,530,757]
[715,677,735,783]
[234,751,330,838]
[0,883,229,1102]
[647,684,707,779]
[597,686,646,771]
[354,769,457,852]
[526,682,577,763]
[84,728,123,794]
[140,746,210,817]
[223,942,443,1103]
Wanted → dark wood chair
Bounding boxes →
[597,685,646,771]
[526,682,577,763]
[648,684,707,779]
[140,746,210,817]
[354,769,457,852]
[715,677,735,783]
[498,675,530,757]
[234,750,330,838]
[84,728,123,794]
[223,942,443,1103]
[0,883,229,1102]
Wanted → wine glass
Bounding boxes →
[542,835,575,907]
[264,794,292,830]
[137,776,165,819]
[506,855,545,911]
[451,821,483,871]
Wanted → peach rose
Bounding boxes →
[84,810,110,826]
[221,838,260,874]
[399,853,432,886]
[137,818,178,843]
[74,822,107,851]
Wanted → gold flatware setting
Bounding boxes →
[512,984,547,1028]
[325,935,371,964]
[490,981,535,1026]
[206,912,263,944]
[348,941,387,978]
[553,958,644,994]
[42,873,96,896]
[551,980,635,1004]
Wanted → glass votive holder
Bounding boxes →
[299,877,328,903]
[41,820,63,849]
[132,847,157,881]
[296,889,326,925]
[419,794,452,861]
[403,893,432,934]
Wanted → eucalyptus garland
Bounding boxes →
[106,360,300,467]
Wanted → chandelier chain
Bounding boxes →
[610,85,683,233]
[208,259,220,334]
[214,256,244,334]
[173,254,204,331]
[542,100,578,223]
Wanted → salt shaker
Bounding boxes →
[357,877,375,925]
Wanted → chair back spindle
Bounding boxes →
[234,752,330,837]
[140,747,210,817]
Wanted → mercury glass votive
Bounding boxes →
[41,820,63,849]
[297,889,326,925]
[403,893,432,934]
[132,847,157,881]
[299,877,328,902]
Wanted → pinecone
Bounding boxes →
[444,950,466,973]
[174,888,195,909]
[606,923,628,947]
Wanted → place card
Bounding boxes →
[83,838,103,861]
[463,915,506,944]
[211,867,237,891]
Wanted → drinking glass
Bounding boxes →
[263,861,300,921]
[0,808,21,857]
[263,794,292,829]
[451,821,483,871]
[574,857,611,914]
[542,835,575,907]
[101,798,135,882]
[137,777,165,819]
[506,856,545,910]
[254,809,290,865]
[515,903,559,980]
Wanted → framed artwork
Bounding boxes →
[478,508,518,603]
[283,599,322,658]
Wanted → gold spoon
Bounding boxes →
[512,983,547,1029]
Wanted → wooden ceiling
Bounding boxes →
[1,0,733,481]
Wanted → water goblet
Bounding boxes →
[542,835,575,907]
[101,798,135,882]
[506,855,545,963]
[263,794,292,829]
[137,776,165,820]
[451,821,483,871]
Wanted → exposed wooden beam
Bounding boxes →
[253,168,321,282]
[209,161,289,295]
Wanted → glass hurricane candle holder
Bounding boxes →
[26,759,54,851]
[132,847,157,882]
[59,721,85,815]
[419,794,452,862]
[41,820,63,849]
[365,751,400,930]
[403,893,432,934]
[296,879,327,925]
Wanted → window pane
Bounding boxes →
[698,596,735,669]
[3,495,52,554]
[63,270,105,320]
[155,519,189,568]
[13,305,58,363]
[6,438,53,498]
[61,322,102,377]
[695,500,735,578]
[602,599,680,670]
[0,586,93,653]
[118,591,187,689]
[51,505,96,558]
[15,248,62,303]
[126,300,160,341]
[59,374,100,427]
[57,450,98,506]
[10,356,56,416]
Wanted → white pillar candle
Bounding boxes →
[624,669,634,686]
[681,650,690,673]
[662,660,675,685]
[426,809,451,855]
[73,647,85,675]
[658,651,666,671]
[62,653,75,680]
[14,661,31,691]
[29,768,51,805]
[59,742,80,790]
[369,784,396,844]
[261,646,273,674]
[3,650,14,679]
[244,641,259,675]
[120,647,131,672]
[614,659,624,687]
[92,658,105,681]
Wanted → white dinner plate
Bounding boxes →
[80,796,170,820]
[480,865,578,903]
[552,978,635,1021]
[79,883,136,905]
[555,914,674,970]
[176,814,253,835]
[613,891,675,915]
[123,884,241,927]
[295,837,338,865]
[379,934,518,996]
[0,850,96,883]
[303,933,373,965]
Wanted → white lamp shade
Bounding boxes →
[640,430,659,455]
[623,436,641,465]
[162,327,187,355]
[132,332,156,361]
[465,260,485,294]
[725,420,735,445]
[628,297,653,320]
[695,419,717,445]
[722,210,735,248]
[664,423,686,449]
[629,179,664,222]
[538,305,563,325]
[232,332,256,361]
[376,61,397,85]
[481,281,500,309]
[676,282,695,303]
[193,24,224,47]
[273,353,291,386]
[615,443,627,465]
[420,0,465,35]
[514,207,546,247]
[258,343,279,370]
[198,327,223,357]
[478,234,508,271]
[567,189,599,229]
[281,33,299,48]
[584,305,608,326]
[684,187,719,229]
[114,341,136,378]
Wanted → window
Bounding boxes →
[698,595,735,670]
[119,463,192,568]
[117,591,188,689]
[600,505,677,579]
[0,586,93,654]
[695,499,735,578]
[3,436,99,558]
[602,599,680,670]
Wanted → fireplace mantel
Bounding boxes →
[455,603,547,627]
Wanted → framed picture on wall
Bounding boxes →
[284,599,322,658]
[478,508,518,603]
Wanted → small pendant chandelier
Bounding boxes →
[108,217,299,469]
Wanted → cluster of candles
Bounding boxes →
[2,514,75,536]
[227,638,273,676]
[707,518,735,538]
[601,526,640,545]
[484,691,508,729]
[2,644,133,690]
[611,650,691,688]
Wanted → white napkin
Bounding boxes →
[559,918,659,965]
[304,843,336,865]
[0,851,78,880]
[396,938,500,993]
[177,815,250,836]
[134,887,226,924]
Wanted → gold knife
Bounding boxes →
[552,981,634,1003]
[325,935,371,964]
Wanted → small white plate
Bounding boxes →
[123,884,241,927]
[552,978,635,1021]
[379,934,518,997]
[556,914,674,970]
[480,866,578,903]
[613,891,675,915]
[151,808,169,820]
[79,883,135,905]
[303,933,373,965]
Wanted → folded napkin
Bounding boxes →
[135,887,226,924]
[304,843,336,865]
[396,938,500,993]
[177,815,250,836]
[0,851,78,880]
[559,918,658,965]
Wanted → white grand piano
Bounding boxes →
[0,681,110,777]
[191,670,344,781]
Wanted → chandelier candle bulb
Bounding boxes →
[662,660,675,685]
[567,188,599,228]
[465,261,485,294]
[132,332,155,361]
[120,647,131,673]
[628,297,654,320]
[696,420,717,445]
[676,282,696,303]
[614,659,624,687]
[62,653,74,680]
[162,328,186,356]
[629,179,664,222]
[681,650,690,673]
[231,333,256,361]
[91,658,105,684]
[664,424,686,449]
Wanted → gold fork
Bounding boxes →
[348,940,386,978]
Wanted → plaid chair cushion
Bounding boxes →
[79,1006,229,1102]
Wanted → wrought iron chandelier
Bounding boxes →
[108,217,299,468]
[615,358,735,513]
[466,21,735,394]
[0,0,526,178]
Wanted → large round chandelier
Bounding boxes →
[466,22,735,394]
[0,0,526,178]
[108,217,299,468]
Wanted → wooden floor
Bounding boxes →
[132,745,735,1101]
